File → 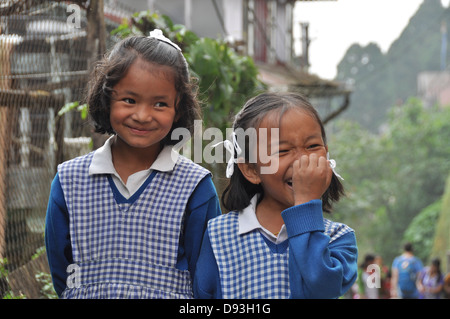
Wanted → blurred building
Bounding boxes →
[418,71,450,109]
[142,0,350,120]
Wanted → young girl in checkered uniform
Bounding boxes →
[45,30,221,299]
[194,92,358,299]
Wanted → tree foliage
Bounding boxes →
[329,98,450,263]
[430,174,450,272]
[187,37,263,131]
[336,0,447,132]
[403,199,442,264]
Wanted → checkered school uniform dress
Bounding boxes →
[58,151,209,299]
[208,211,353,299]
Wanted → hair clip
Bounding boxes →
[148,29,182,52]
[212,132,242,178]
[327,152,344,181]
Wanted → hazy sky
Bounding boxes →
[293,0,445,79]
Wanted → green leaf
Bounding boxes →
[58,101,79,117]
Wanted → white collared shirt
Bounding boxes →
[88,136,178,199]
[238,195,288,244]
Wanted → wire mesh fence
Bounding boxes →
[0,1,125,298]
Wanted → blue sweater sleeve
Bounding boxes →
[45,173,72,297]
[281,200,358,299]
[193,231,222,299]
[178,175,221,281]
[194,200,358,299]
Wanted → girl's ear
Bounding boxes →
[237,162,261,185]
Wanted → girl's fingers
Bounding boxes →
[300,154,309,168]
[293,159,300,172]
[318,155,329,170]
[296,154,331,179]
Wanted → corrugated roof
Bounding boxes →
[257,62,350,97]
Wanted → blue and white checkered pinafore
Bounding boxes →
[208,211,353,299]
[58,151,209,299]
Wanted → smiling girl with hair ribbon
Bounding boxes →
[45,30,221,299]
[195,92,357,299]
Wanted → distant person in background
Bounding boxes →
[390,243,423,299]
[417,258,444,299]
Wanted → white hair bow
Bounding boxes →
[212,132,242,178]
[327,152,344,181]
[148,29,182,52]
